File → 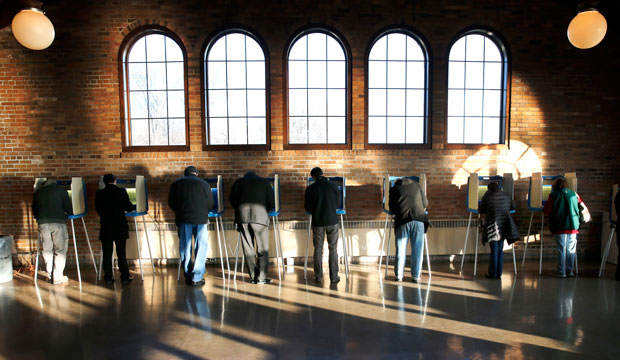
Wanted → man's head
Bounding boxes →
[553,177,567,191]
[244,171,258,177]
[310,167,323,179]
[103,174,116,185]
[487,181,499,191]
[184,166,198,177]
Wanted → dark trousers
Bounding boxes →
[488,240,505,278]
[312,224,339,281]
[239,223,269,281]
[616,234,620,280]
[101,238,130,281]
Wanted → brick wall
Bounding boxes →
[0,0,618,262]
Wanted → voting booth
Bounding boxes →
[33,177,98,283]
[304,176,350,280]
[460,173,517,276]
[177,175,230,281]
[378,174,431,280]
[599,184,618,277]
[97,175,154,281]
[233,174,284,281]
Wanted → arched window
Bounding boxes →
[367,29,430,146]
[286,28,350,148]
[120,26,188,150]
[203,29,269,148]
[447,29,509,145]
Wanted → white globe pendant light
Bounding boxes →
[567,9,607,49]
[11,8,55,50]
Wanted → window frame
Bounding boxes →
[283,25,353,150]
[364,26,432,150]
[444,27,511,150]
[118,25,190,152]
[201,26,271,151]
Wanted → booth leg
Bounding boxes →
[134,217,144,281]
[177,258,182,282]
[384,222,393,280]
[575,250,579,275]
[272,216,282,281]
[512,245,517,275]
[474,214,479,277]
[219,218,231,274]
[461,212,473,271]
[599,228,616,277]
[234,233,240,281]
[34,237,40,284]
[539,213,544,275]
[142,216,155,275]
[275,216,284,280]
[378,214,389,272]
[71,219,82,283]
[522,212,534,266]
[81,217,98,276]
[340,214,350,280]
[424,233,431,279]
[215,217,225,278]
[304,215,311,280]
[98,247,103,281]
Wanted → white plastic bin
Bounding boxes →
[0,235,13,283]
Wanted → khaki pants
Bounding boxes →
[39,223,68,281]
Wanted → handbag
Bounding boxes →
[579,201,591,224]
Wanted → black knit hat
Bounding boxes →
[310,167,323,178]
[184,166,198,176]
[103,174,116,185]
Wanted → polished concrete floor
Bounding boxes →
[1,260,619,360]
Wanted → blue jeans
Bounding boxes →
[178,223,209,282]
[488,240,505,278]
[555,233,577,275]
[395,220,424,280]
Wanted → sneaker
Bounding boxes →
[550,271,566,278]
[105,278,115,285]
[190,279,205,286]
[411,278,419,283]
[254,278,273,285]
[484,273,495,279]
[395,277,403,282]
[330,276,341,284]
[121,275,134,285]
[567,272,575,278]
[53,276,69,285]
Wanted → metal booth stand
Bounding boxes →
[598,184,618,277]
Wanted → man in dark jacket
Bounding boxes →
[95,174,136,285]
[32,178,73,284]
[388,177,428,282]
[168,166,215,286]
[229,171,275,284]
[479,181,518,279]
[304,167,341,284]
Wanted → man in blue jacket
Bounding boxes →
[168,166,214,286]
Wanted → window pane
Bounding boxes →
[227,62,246,89]
[368,61,386,88]
[209,118,228,144]
[447,89,464,116]
[308,61,326,88]
[327,89,346,116]
[131,120,149,145]
[465,62,483,89]
[387,33,406,61]
[226,33,246,61]
[387,89,405,116]
[406,117,424,143]
[208,38,226,61]
[368,89,386,116]
[167,62,184,90]
[484,37,501,62]
[406,89,425,117]
[165,37,183,62]
[146,34,165,62]
[448,61,464,89]
[406,36,424,61]
[207,61,226,89]
[248,117,266,144]
[308,89,326,116]
[464,89,483,116]
[147,63,166,90]
[387,61,405,88]
[369,36,387,60]
[247,90,266,117]
[484,63,502,89]
[168,118,186,145]
[327,36,345,60]
[449,37,466,61]
[307,33,326,60]
[464,117,482,143]
[447,117,464,143]
[149,118,168,145]
[246,37,265,61]
[289,89,307,116]
[308,117,327,143]
[246,61,266,89]
[289,36,307,60]
[289,116,308,143]
[483,117,500,143]
[168,91,185,118]
[128,63,147,91]
[406,61,424,89]
[148,91,167,118]
[465,34,484,61]
[227,90,247,117]
[483,90,501,117]
[387,117,406,143]
[129,91,148,118]
[288,61,307,88]
[368,117,386,143]
[327,117,345,143]
[327,61,346,88]
[228,117,248,144]
[128,37,146,63]
[208,90,227,117]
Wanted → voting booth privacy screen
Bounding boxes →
[206,176,224,214]
[382,174,427,214]
[266,174,280,215]
[466,173,513,213]
[113,175,148,215]
[36,177,87,218]
[308,176,346,213]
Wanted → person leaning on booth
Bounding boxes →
[168,166,214,286]
[32,178,73,285]
[478,181,519,279]
[388,177,428,283]
[544,177,584,278]
[304,167,341,284]
[95,174,136,285]
[229,171,275,284]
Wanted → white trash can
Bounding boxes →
[0,235,13,284]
